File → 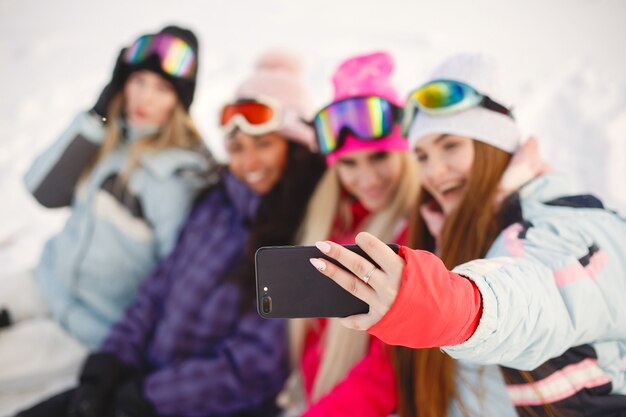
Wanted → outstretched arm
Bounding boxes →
[309,233,481,348]
[314,210,626,370]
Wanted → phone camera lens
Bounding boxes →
[261,295,272,314]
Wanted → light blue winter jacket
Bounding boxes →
[24,111,216,347]
[441,173,626,415]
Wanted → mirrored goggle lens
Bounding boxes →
[314,96,397,154]
[220,101,276,127]
[400,80,483,136]
[410,80,482,112]
[123,34,197,78]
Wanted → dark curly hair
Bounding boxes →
[229,141,326,311]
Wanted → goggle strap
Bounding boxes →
[481,96,514,119]
[400,104,418,137]
[391,104,403,123]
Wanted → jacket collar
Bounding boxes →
[223,171,261,222]
[120,118,161,142]
[518,173,573,203]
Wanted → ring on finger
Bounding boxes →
[361,266,377,284]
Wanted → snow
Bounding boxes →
[1,0,625,273]
[0,0,625,415]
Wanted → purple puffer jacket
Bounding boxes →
[102,170,288,417]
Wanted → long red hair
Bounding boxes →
[394,140,511,417]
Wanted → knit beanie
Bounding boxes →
[408,53,521,153]
[109,25,199,110]
[325,51,408,166]
[234,49,316,149]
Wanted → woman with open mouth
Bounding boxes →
[310,53,626,417]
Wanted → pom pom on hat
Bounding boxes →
[254,50,304,75]
[408,53,521,153]
[234,49,315,148]
[332,51,401,105]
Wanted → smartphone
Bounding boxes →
[255,244,399,319]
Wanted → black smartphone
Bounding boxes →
[255,244,399,319]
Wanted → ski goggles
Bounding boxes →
[123,33,197,79]
[400,79,514,136]
[220,97,283,135]
[314,96,402,155]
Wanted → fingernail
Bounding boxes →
[309,258,326,271]
[315,241,331,253]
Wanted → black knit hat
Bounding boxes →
[109,25,199,110]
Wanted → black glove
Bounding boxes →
[66,382,112,417]
[15,388,76,417]
[0,308,12,328]
[92,50,127,119]
[107,379,156,417]
[66,352,130,417]
[91,83,115,120]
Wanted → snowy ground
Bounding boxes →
[1,0,625,275]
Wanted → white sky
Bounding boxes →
[2,0,625,155]
[0,0,625,251]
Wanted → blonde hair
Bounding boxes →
[288,151,420,403]
[89,91,204,184]
[297,152,420,245]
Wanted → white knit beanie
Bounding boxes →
[408,53,521,153]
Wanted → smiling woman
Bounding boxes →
[311,53,626,417]
[226,130,290,195]
[281,51,420,417]
[335,150,405,213]
[13,49,325,417]
[414,134,475,216]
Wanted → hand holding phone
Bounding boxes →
[255,244,399,319]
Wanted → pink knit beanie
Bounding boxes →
[234,49,316,149]
[325,51,408,165]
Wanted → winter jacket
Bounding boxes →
[373,173,626,416]
[24,111,215,347]
[301,319,398,417]
[327,198,408,246]
[102,171,288,417]
[301,200,402,417]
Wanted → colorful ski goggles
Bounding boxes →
[123,33,197,79]
[400,79,513,136]
[220,97,283,135]
[314,96,402,155]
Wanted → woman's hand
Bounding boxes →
[309,232,405,330]
[494,136,551,208]
[309,231,483,348]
